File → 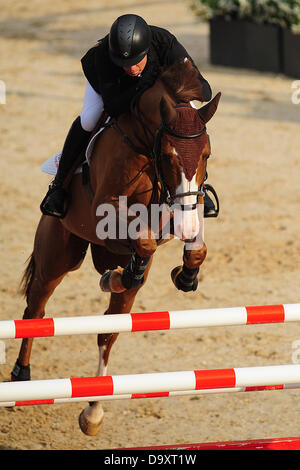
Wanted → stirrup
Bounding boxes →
[203,183,219,218]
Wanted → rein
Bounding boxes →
[112,95,207,210]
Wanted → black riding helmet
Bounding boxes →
[108,14,151,67]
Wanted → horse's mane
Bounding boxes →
[159,58,204,103]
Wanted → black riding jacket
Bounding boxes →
[81,25,212,118]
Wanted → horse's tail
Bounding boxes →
[19,253,35,298]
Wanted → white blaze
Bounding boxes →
[173,170,204,245]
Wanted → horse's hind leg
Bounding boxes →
[11,268,66,381]
[79,254,153,436]
[11,216,89,381]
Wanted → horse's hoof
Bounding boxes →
[78,409,104,436]
[99,270,112,292]
[171,266,199,292]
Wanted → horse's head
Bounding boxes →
[152,59,221,242]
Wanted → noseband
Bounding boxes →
[111,95,207,209]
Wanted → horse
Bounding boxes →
[12,58,221,435]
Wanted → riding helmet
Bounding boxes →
[108,14,151,67]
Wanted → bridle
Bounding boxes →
[152,106,207,209]
[110,94,208,210]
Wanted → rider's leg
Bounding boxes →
[40,82,104,218]
[80,82,105,133]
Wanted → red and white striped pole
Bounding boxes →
[1,304,300,339]
[0,364,300,403]
[0,382,299,408]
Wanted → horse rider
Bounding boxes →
[40,14,219,219]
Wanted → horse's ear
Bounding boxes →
[160,97,177,126]
[197,92,221,124]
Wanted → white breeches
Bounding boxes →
[80,81,104,131]
[79,81,197,133]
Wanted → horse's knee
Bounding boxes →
[183,243,207,270]
[132,235,157,258]
[97,332,118,351]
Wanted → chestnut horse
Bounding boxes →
[12,59,221,435]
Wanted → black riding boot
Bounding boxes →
[40,116,91,218]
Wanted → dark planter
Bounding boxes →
[282,29,300,78]
[209,18,282,73]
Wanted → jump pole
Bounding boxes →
[1,364,300,403]
[0,382,299,408]
[1,303,300,339]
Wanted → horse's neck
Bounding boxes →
[90,82,169,197]
[139,81,171,129]
[113,85,162,155]
[115,81,172,158]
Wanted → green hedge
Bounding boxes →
[189,0,300,28]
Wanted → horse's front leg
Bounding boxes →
[78,331,119,436]
[171,241,207,292]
